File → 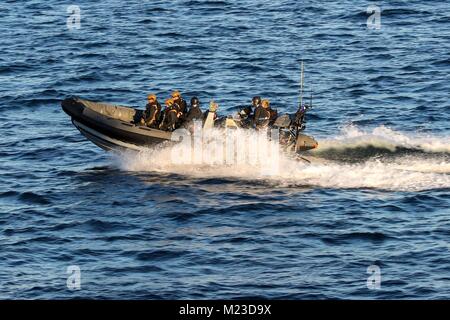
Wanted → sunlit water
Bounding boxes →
[0,0,449,299]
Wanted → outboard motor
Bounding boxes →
[292,102,318,152]
[295,133,318,152]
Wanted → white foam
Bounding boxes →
[282,157,450,191]
[116,126,450,192]
[316,125,450,153]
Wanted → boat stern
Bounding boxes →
[295,133,318,152]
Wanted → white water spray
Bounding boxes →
[116,125,450,192]
[316,125,450,154]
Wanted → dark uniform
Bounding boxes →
[253,99,276,129]
[253,106,271,128]
[185,97,203,123]
[238,96,262,127]
[159,99,179,132]
[142,101,161,128]
[173,97,187,121]
[239,105,254,119]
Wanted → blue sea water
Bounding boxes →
[0,0,449,299]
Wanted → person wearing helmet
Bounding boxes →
[185,96,203,123]
[171,90,188,122]
[253,99,273,129]
[159,98,178,131]
[238,96,261,127]
[140,94,161,128]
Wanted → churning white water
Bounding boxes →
[117,126,450,192]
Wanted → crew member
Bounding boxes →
[253,99,273,129]
[140,94,161,128]
[239,96,261,120]
[171,90,188,122]
[185,97,203,123]
[159,98,178,131]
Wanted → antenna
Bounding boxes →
[299,60,304,108]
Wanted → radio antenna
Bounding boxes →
[299,60,304,108]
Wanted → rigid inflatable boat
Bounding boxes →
[61,97,318,154]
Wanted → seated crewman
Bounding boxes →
[185,97,203,123]
[159,98,179,132]
[171,90,188,122]
[239,96,262,120]
[253,99,273,129]
[140,94,161,128]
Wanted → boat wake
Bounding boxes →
[116,126,450,192]
[314,125,450,162]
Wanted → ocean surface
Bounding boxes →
[1,0,449,299]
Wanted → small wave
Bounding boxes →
[347,7,431,23]
[136,249,186,261]
[18,192,51,205]
[11,236,71,246]
[185,0,229,9]
[49,219,130,233]
[0,63,33,75]
[322,231,391,244]
[432,58,450,66]
[0,191,19,198]
[382,8,431,17]
[154,32,186,38]
[83,219,127,232]
[17,147,65,160]
[144,7,171,14]
[101,265,164,273]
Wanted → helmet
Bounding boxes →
[262,99,270,108]
[147,94,157,102]
[252,96,261,107]
[165,98,174,106]
[171,90,181,99]
[191,97,200,106]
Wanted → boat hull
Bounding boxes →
[62,97,172,152]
